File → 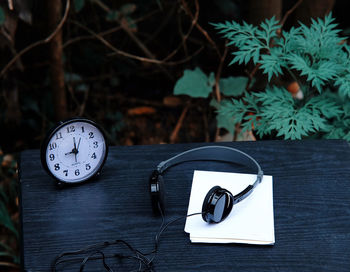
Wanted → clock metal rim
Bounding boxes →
[40,117,109,184]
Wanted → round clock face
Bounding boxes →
[41,118,108,184]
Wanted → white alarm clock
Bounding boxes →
[41,118,108,185]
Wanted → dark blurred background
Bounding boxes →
[0,0,349,270]
[0,0,348,151]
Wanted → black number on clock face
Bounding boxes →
[63,170,68,176]
[75,169,80,176]
[49,143,57,150]
[91,153,97,159]
[54,163,60,171]
[49,154,55,161]
[86,164,91,170]
[93,141,98,148]
[89,132,94,139]
[67,126,75,133]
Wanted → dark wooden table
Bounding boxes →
[19,140,350,271]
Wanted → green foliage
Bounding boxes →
[210,99,236,134]
[74,0,86,12]
[174,67,215,98]
[0,148,19,264]
[106,4,137,30]
[173,67,250,134]
[212,14,350,140]
[219,87,343,140]
[212,17,279,66]
[0,7,5,25]
[106,10,120,22]
[219,76,247,96]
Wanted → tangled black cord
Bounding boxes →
[52,211,202,271]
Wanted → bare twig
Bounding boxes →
[214,43,228,103]
[7,0,14,10]
[72,20,203,66]
[202,110,210,142]
[91,0,173,79]
[213,44,228,142]
[162,0,200,62]
[64,9,160,48]
[0,261,20,269]
[0,29,24,71]
[63,25,123,48]
[279,0,304,29]
[245,63,261,91]
[181,0,221,57]
[145,4,176,44]
[0,0,71,78]
[170,102,190,143]
[91,0,110,12]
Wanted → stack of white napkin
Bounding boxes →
[184,170,275,245]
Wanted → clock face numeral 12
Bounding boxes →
[41,118,108,184]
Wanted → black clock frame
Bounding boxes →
[40,117,109,186]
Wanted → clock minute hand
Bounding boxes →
[77,138,81,152]
[72,137,78,163]
[74,138,81,163]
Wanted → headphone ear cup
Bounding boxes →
[202,186,234,223]
[149,171,166,216]
[201,186,221,222]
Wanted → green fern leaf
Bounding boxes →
[259,47,285,81]
[253,87,329,139]
[307,93,343,119]
[173,67,213,98]
[335,75,350,98]
[257,16,280,46]
[215,100,236,134]
[213,14,350,140]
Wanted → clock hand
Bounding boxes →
[65,137,79,162]
[73,138,82,162]
[72,137,77,163]
[77,138,81,152]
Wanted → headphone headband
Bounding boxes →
[150,145,264,221]
[156,145,263,204]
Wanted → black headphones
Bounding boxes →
[149,145,264,224]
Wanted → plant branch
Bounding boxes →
[64,9,160,48]
[170,102,190,143]
[0,261,20,269]
[214,43,228,103]
[91,0,110,12]
[91,0,173,79]
[181,0,221,57]
[279,0,304,29]
[0,0,71,78]
[71,20,203,66]
[7,0,14,10]
[245,63,261,91]
[213,44,228,141]
[162,0,200,62]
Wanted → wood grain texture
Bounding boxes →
[19,140,350,271]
